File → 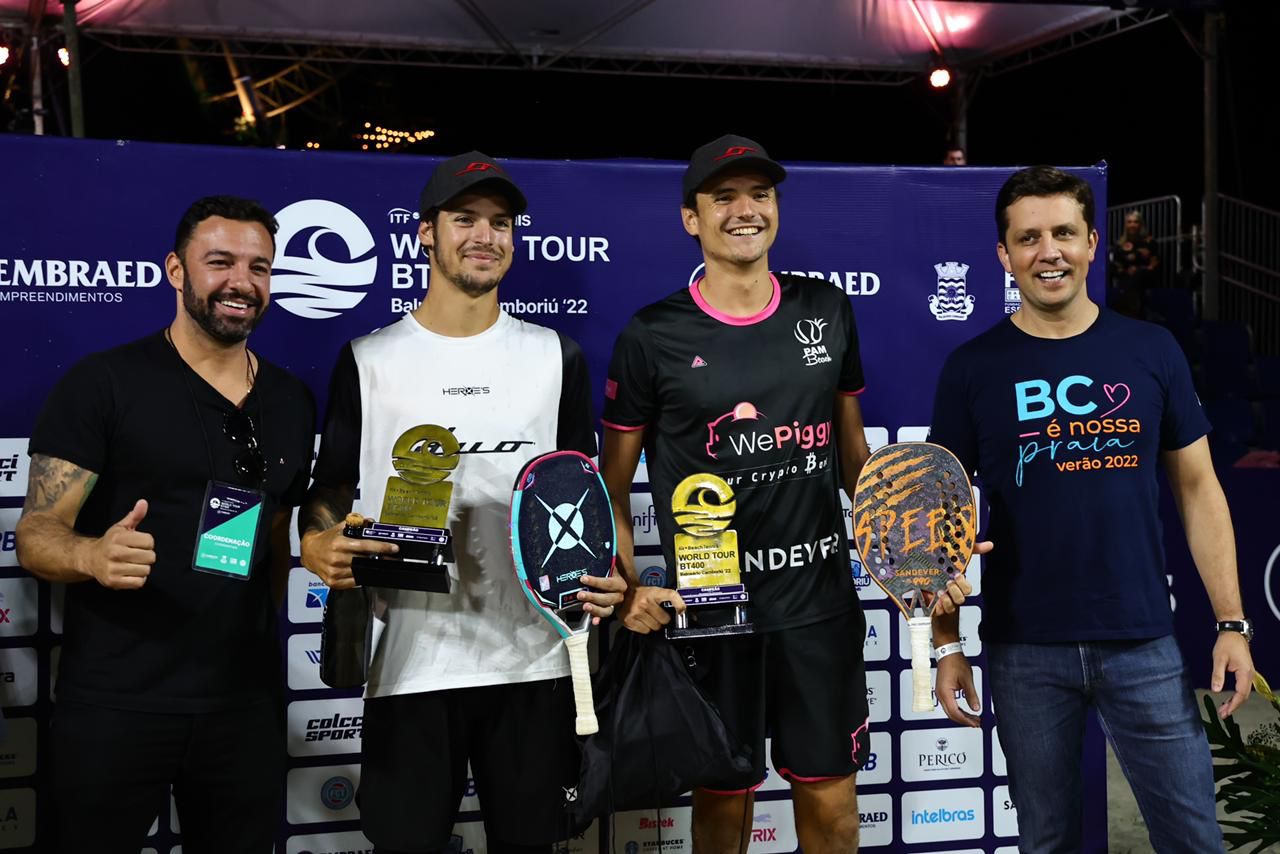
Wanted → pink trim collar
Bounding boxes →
[689,273,781,326]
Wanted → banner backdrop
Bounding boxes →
[0,136,1120,854]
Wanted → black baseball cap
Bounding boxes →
[682,134,787,207]
[419,151,528,218]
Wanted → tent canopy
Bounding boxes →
[1,1,1139,79]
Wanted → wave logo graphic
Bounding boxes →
[272,200,378,319]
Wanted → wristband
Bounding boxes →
[934,642,964,661]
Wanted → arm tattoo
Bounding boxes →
[23,454,98,517]
[300,483,356,535]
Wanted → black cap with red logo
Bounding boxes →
[682,134,787,207]
[419,151,528,218]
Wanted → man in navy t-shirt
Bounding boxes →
[930,166,1255,852]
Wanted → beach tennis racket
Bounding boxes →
[511,450,617,735]
[852,442,975,712]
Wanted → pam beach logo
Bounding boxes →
[928,261,975,321]
[272,199,378,320]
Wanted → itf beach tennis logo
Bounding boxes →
[272,200,378,319]
[320,775,356,810]
[928,261,975,321]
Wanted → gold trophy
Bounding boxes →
[345,424,458,592]
[665,473,752,638]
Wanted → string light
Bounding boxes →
[929,67,951,89]
[57,47,69,67]
[354,123,437,152]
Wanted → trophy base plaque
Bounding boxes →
[664,584,753,639]
[345,522,453,593]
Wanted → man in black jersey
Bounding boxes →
[17,195,315,853]
[601,135,974,853]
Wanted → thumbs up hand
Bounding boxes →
[85,499,156,589]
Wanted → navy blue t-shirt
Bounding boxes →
[929,309,1209,642]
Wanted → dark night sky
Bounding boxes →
[19,5,1278,214]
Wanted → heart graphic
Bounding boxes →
[1099,382,1131,418]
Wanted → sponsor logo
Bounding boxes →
[0,453,19,484]
[632,500,657,539]
[320,776,356,810]
[1004,271,1023,314]
[794,317,833,366]
[387,206,418,224]
[857,731,892,785]
[1267,543,1280,623]
[0,509,19,569]
[851,556,868,587]
[779,269,881,296]
[638,817,674,830]
[0,648,37,707]
[911,806,977,825]
[442,386,491,396]
[535,489,597,567]
[0,581,37,636]
[901,787,985,843]
[306,715,363,743]
[715,145,757,160]
[691,355,708,368]
[288,697,364,754]
[0,257,161,305]
[865,670,891,723]
[456,161,502,175]
[742,531,842,573]
[855,793,893,846]
[705,402,830,461]
[928,261,975,321]
[272,199,378,320]
[625,844,640,854]
[306,583,329,609]
[640,566,667,587]
[440,427,533,456]
[994,784,1019,837]
[794,317,826,345]
[863,609,890,662]
[0,788,35,847]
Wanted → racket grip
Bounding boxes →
[565,633,598,736]
[908,616,934,713]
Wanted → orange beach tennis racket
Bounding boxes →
[852,442,975,712]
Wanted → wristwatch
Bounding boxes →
[1216,619,1253,642]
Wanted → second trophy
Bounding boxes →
[665,472,752,638]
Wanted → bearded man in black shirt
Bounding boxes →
[16,195,315,854]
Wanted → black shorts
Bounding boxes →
[359,678,580,852]
[683,612,870,792]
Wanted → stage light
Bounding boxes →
[929,67,951,89]
[0,46,10,68]
[57,47,69,67]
